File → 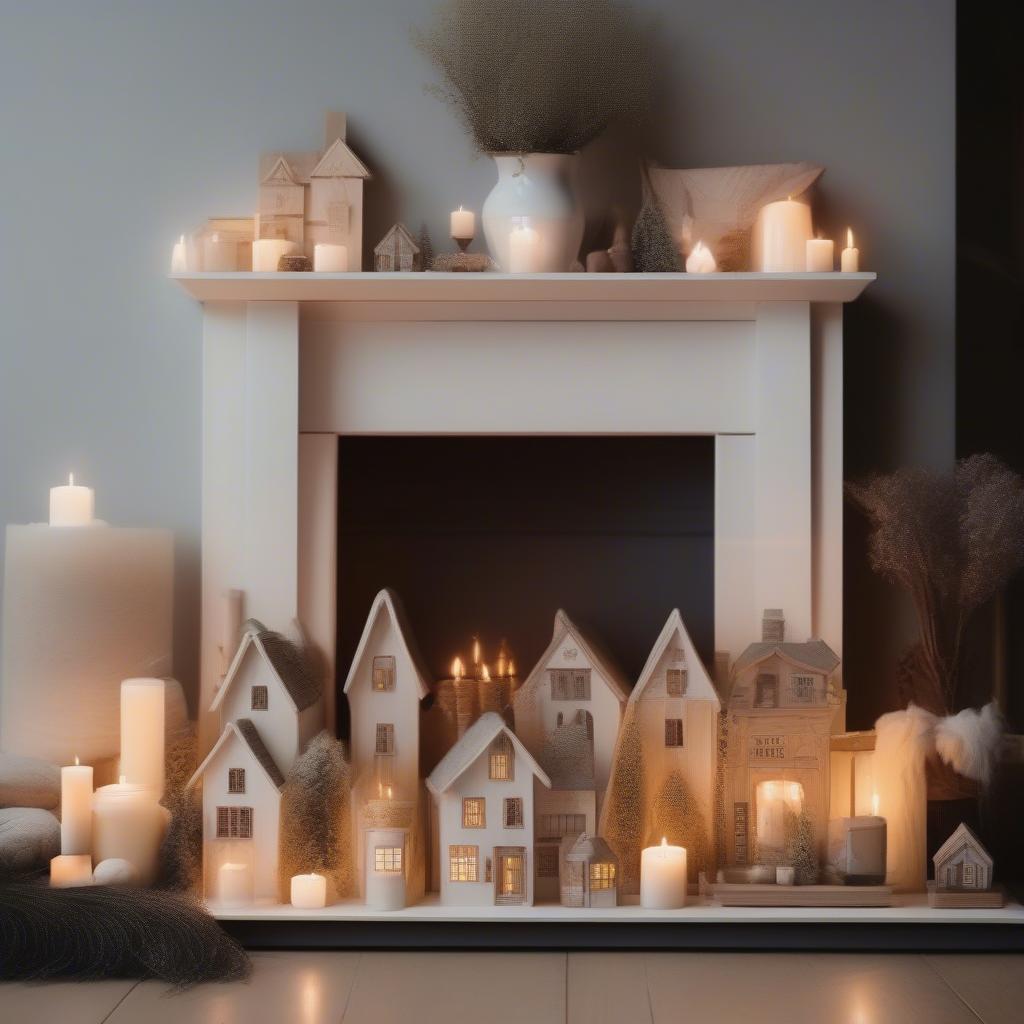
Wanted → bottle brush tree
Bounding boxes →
[784,807,819,885]
[602,709,645,893]
[648,769,712,883]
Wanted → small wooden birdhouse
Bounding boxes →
[374,223,421,272]
[934,822,993,892]
[561,832,619,908]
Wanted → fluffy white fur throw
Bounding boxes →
[934,702,1003,786]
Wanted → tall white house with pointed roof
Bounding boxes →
[512,610,629,825]
[427,712,551,907]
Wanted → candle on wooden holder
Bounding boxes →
[120,678,165,797]
[313,243,348,272]
[840,228,860,272]
[219,861,253,906]
[49,473,94,526]
[92,776,169,887]
[50,853,93,887]
[753,197,813,272]
[170,234,188,273]
[640,837,688,909]
[252,238,298,272]
[291,872,328,909]
[805,237,834,272]
[61,756,93,855]
[450,206,476,253]
[508,220,540,273]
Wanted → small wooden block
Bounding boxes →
[927,882,1006,909]
[712,883,893,908]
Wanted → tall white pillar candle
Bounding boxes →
[840,228,860,272]
[640,838,688,909]
[508,222,540,273]
[252,238,298,272]
[49,474,94,526]
[120,678,165,797]
[753,198,813,271]
[291,872,328,909]
[170,234,188,273]
[805,238,834,272]
[60,757,93,855]
[450,206,475,241]
[313,243,348,272]
[92,778,169,887]
[202,233,237,272]
[219,861,254,906]
[50,854,93,887]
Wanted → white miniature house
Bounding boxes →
[562,833,619,908]
[427,712,551,906]
[934,823,993,892]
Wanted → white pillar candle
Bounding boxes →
[313,243,348,272]
[202,232,237,272]
[805,237,834,272]
[60,757,93,855]
[640,838,688,909]
[219,861,254,906]
[50,853,93,887]
[685,240,717,273]
[92,778,169,887]
[450,206,475,241]
[291,872,328,909]
[508,221,540,273]
[753,198,813,272]
[840,228,860,272]
[49,474,94,526]
[120,678,165,797]
[170,234,188,273]
[252,238,298,272]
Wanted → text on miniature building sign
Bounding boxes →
[749,735,788,760]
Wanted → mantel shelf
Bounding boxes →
[173,270,875,304]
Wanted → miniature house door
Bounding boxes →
[495,846,526,905]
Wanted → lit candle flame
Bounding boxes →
[472,637,481,665]
[212,232,219,243]
[119,774,126,785]
[661,837,668,847]
[179,234,185,246]
[872,792,880,817]
[481,664,491,681]
[386,785,393,799]
[452,656,464,680]
[68,473,74,486]
[74,755,79,766]
[508,658,516,677]
[847,228,854,248]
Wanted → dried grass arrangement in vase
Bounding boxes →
[416,0,650,272]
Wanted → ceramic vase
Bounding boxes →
[482,153,584,272]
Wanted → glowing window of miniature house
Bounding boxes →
[449,844,478,882]
[372,655,396,691]
[462,797,486,828]
[550,669,591,701]
[754,674,778,708]
[666,668,688,696]
[375,723,395,755]
[251,684,269,710]
[590,862,616,891]
[489,733,514,780]
[665,718,684,747]
[497,848,526,901]
[504,797,524,828]
[216,805,253,839]
[755,780,804,855]
[791,674,816,702]
[374,845,403,874]
[228,768,246,794]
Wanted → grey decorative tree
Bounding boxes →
[784,807,819,885]
[631,194,681,273]
[418,223,435,271]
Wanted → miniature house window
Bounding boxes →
[665,718,684,747]
[590,862,616,891]
[666,668,688,696]
[538,813,587,837]
[372,656,396,691]
[462,797,486,828]
[963,862,976,887]
[489,733,514,780]
[792,674,816,702]
[250,685,269,710]
[227,768,246,794]
[504,797,524,828]
[216,805,253,839]
[374,845,403,874]
[375,723,395,755]
[754,674,778,708]
[449,844,478,882]
[497,849,525,902]
[550,668,591,701]
[734,802,749,864]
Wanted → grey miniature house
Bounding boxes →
[374,223,420,272]
[561,833,619,908]
[934,822,992,892]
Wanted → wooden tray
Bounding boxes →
[711,883,893,908]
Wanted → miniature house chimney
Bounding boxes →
[324,110,347,145]
[762,609,785,643]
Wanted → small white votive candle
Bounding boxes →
[49,473,94,526]
[685,240,717,274]
[291,872,328,909]
[170,234,188,273]
[252,238,298,272]
[60,757,93,855]
[50,853,93,887]
[450,206,475,241]
[640,837,688,909]
[805,237,834,272]
[508,221,540,273]
[313,243,348,272]
[219,861,253,906]
[840,228,860,272]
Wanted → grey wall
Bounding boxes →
[0,1,954,727]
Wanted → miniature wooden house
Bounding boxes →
[561,833,619,908]
[934,822,993,892]
[722,609,841,868]
[426,712,551,907]
[210,621,323,777]
[374,223,421,272]
[188,719,284,902]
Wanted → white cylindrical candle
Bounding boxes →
[1,524,173,765]
[50,853,93,887]
[219,861,254,906]
[753,198,813,272]
[640,838,688,909]
[508,222,540,273]
[313,243,348,272]
[202,233,237,272]
[49,474,94,526]
[840,228,860,272]
[60,757,93,855]
[92,778,169,887]
[120,678,165,797]
[291,872,328,909]
[685,240,717,274]
[450,206,475,241]
[170,234,188,273]
[805,238,834,272]
[252,238,298,272]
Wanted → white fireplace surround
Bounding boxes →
[176,271,874,752]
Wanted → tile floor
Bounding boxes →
[1,952,1022,1023]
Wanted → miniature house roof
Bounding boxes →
[517,609,632,706]
[565,832,618,865]
[630,608,720,709]
[374,222,419,256]
[732,637,840,677]
[341,588,432,700]
[310,136,371,179]
[211,620,322,714]
[426,712,552,796]
[933,822,993,871]
[261,155,299,186]
[187,718,285,791]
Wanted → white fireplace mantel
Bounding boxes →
[177,271,874,751]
